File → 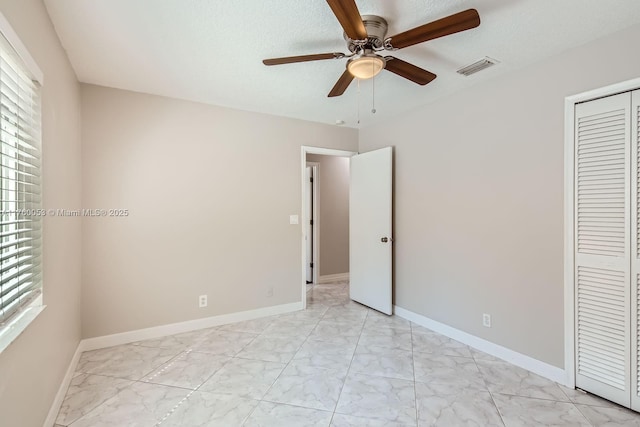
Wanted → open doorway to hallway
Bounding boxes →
[301,147,354,309]
[305,153,350,286]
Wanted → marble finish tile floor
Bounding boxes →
[55,280,640,426]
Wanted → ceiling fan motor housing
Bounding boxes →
[345,15,388,52]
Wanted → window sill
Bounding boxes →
[0,296,46,354]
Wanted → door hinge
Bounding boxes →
[310,219,314,225]
[310,177,314,183]
[310,262,314,268]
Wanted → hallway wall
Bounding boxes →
[307,154,350,276]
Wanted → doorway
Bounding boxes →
[301,146,357,309]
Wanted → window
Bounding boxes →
[0,16,43,347]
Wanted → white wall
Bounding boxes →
[81,84,358,338]
[0,0,82,426]
[359,24,640,368]
[306,154,350,276]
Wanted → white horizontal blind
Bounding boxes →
[574,92,631,407]
[0,30,42,326]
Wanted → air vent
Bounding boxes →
[456,57,499,76]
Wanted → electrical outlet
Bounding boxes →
[199,295,208,308]
[266,286,274,297]
[482,313,491,328]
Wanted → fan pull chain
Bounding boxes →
[372,70,376,114]
[357,78,361,124]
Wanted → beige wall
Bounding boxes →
[81,84,358,338]
[306,154,350,276]
[359,24,640,368]
[0,0,82,426]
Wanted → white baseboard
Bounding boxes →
[82,301,302,352]
[318,273,349,284]
[43,343,84,427]
[394,305,569,386]
[44,301,302,425]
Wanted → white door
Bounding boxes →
[631,89,640,411]
[574,92,631,407]
[350,147,393,314]
[305,166,313,283]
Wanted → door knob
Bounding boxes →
[381,237,389,243]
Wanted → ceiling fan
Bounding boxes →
[262,0,480,97]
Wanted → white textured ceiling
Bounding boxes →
[44,0,640,128]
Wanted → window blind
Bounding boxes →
[0,31,42,327]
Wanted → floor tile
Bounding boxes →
[335,373,416,424]
[475,359,568,401]
[470,347,503,362]
[415,382,503,427]
[307,293,348,306]
[322,306,368,322]
[142,350,229,389]
[70,382,191,427]
[54,374,134,426]
[310,320,364,340]
[159,391,258,426]
[293,339,356,374]
[244,401,333,427]
[411,329,472,358]
[410,324,433,334]
[217,317,277,334]
[278,309,327,322]
[132,328,213,351]
[560,385,618,408]
[264,362,346,411]
[330,413,414,426]
[316,295,350,303]
[493,393,590,426]
[192,330,257,356]
[236,334,306,363]
[307,333,360,347]
[413,352,487,391]
[358,328,412,351]
[576,403,640,426]
[304,303,330,316]
[363,313,411,331]
[76,344,180,380]
[198,357,285,399]
[341,300,371,309]
[59,280,635,427]
[262,318,318,337]
[350,344,414,380]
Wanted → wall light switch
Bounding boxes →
[289,215,299,225]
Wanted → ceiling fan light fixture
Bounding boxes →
[347,54,385,80]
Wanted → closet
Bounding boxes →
[574,89,640,409]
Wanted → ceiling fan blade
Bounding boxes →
[326,0,367,40]
[328,69,354,97]
[263,53,344,66]
[386,9,480,50]
[384,57,437,85]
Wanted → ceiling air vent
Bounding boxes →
[456,57,499,76]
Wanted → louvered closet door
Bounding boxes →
[575,92,631,407]
[631,89,640,412]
